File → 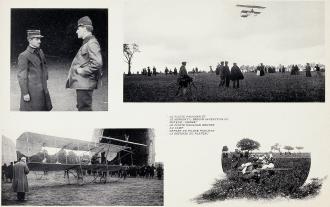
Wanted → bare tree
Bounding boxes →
[123,43,140,75]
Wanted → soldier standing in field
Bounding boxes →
[176,61,193,96]
[66,16,103,111]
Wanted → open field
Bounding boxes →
[10,59,108,111]
[1,172,163,205]
[124,72,325,102]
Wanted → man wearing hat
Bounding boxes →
[17,30,52,111]
[12,157,29,201]
[66,16,103,111]
[176,61,193,96]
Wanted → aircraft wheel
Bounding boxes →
[100,176,107,184]
[77,176,84,185]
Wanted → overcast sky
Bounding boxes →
[124,0,325,72]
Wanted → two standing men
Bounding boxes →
[17,16,103,111]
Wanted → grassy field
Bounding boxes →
[10,59,108,111]
[124,72,325,102]
[196,176,323,202]
[1,172,163,205]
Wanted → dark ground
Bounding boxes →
[10,59,108,111]
[124,72,325,102]
[1,172,163,206]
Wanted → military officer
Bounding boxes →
[17,30,52,111]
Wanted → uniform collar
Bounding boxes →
[82,35,95,45]
[26,45,40,54]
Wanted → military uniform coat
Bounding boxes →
[12,161,29,192]
[66,35,103,90]
[17,46,52,111]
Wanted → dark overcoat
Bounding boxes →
[17,46,52,111]
[230,65,244,80]
[223,66,231,78]
[12,161,29,192]
[305,65,312,77]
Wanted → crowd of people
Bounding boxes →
[2,162,14,183]
[101,164,164,180]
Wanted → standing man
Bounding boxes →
[305,63,312,77]
[257,63,265,76]
[12,157,29,201]
[230,63,244,88]
[66,16,103,111]
[17,30,52,111]
[218,61,225,87]
[223,61,231,87]
[176,61,193,96]
[7,162,14,183]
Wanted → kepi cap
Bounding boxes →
[27,30,44,39]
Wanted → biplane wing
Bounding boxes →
[16,132,129,157]
[27,162,126,172]
[236,4,266,9]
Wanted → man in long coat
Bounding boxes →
[257,63,265,76]
[176,61,192,96]
[12,157,29,201]
[66,16,103,111]
[17,30,52,111]
[230,63,244,88]
[223,61,231,87]
[218,61,225,87]
[305,63,312,77]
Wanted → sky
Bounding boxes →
[124,0,325,72]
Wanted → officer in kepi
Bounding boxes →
[66,16,103,111]
[17,29,52,111]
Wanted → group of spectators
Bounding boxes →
[216,61,244,88]
[2,162,14,183]
[141,66,158,76]
[111,164,164,180]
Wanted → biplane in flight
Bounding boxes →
[16,133,147,184]
[236,4,266,18]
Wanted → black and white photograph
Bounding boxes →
[10,9,108,111]
[198,138,321,202]
[123,0,325,102]
[1,128,164,205]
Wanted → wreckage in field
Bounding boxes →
[16,132,147,184]
[221,147,311,189]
